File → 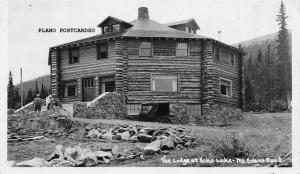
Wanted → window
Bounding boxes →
[69,47,79,64]
[231,53,235,67]
[140,41,152,57]
[151,75,178,92]
[127,104,141,114]
[187,104,201,116]
[176,43,188,57]
[112,24,120,32]
[213,47,220,63]
[185,26,189,32]
[83,78,94,88]
[97,43,108,59]
[100,76,115,94]
[190,45,201,56]
[64,81,77,97]
[103,26,110,33]
[219,78,232,97]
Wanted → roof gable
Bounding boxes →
[97,16,132,28]
[165,18,200,30]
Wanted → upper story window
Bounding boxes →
[213,47,220,63]
[190,44,201,56]
[103,26,110,33]
[219,78,232,97]
[69,47,79,64]
[185,26,189,33]
[97,43,108,59]
[176,43,188,57]
[151,74,178,92]
[231,53,236,67]
[112,24,120,32]
[140,41,152,57]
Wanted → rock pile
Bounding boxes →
[84,124,195,154]
[73,92,127,119]
[8,111,81,141]
[15,144,113,167]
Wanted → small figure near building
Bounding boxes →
[46,94,54,110]
[34,94,42,112]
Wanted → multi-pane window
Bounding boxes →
[151,75,178,92]
[103,26,110,33]
[187,104,201,116]
[97,43,108,59]
[140,41,152,57]
[112,24,120,32]
[100,77,115,94]
[127,104,141,114]
[213,47,220,63]
[84,78,94,88]
[231,53,235,67]
[190,45,201,56]
[64,81,77,97]
[69,47,79,64]
[219,78,232,97]
[176,43,188,57]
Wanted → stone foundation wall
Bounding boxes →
[73,92,127,119]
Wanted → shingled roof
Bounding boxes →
[165,18,200,30]
[50,7,245,56]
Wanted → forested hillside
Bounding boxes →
[234,29,292,111]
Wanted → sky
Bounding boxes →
[5,0,299,83]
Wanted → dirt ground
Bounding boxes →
[7,112,291,167]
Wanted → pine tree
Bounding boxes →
[276,1,291,110]
[34,80,39,96]
[253,49,264,109]
[40,83,45,99]
[26,88,34,104]
[264,44,275,111]
[7,71,15,109]
[245,55,255,110]
[13,88,21,109]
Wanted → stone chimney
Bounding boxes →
[138,7,149,19]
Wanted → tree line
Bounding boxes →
[244,1,291,112]
[7,72,50,109]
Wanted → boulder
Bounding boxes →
[160,137,175,150]
[16,157,51,167]
[86,129,101,139]
[117,131,130,140]
[47,144,64,161]
[49,158,75,167]
[137,134,153,143]
[143,140,161,155]
[140,127,156,135]
[111,145,125,158]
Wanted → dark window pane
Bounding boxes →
[67,86,76,96]
[105,81,115,92]
[220,85,227,95]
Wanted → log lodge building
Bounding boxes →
[48,7,245,117]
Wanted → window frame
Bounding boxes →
[139,41,152,57]
[97,42,108,59]
[112,24,120,32]
[151,74,179,92]
[63,80,77,97]
[219,77,232,97]
[68,47,80,64]
[176,42,188,57]
[189,44,201,56]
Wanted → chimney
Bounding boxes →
[138,7,149,19]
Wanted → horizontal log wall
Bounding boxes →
[59,41,116,103]
[213,45,242,108]
[125,38,202,104]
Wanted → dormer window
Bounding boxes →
[103,26,110,33]
[112,24,120,32]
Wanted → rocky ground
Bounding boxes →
[7,112,291,167]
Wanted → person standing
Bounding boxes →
[34,93,42,112]
[46,94,54,110]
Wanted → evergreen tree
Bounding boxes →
[245,55,255,110]
[264,44,275,111]
[7,71,15,109]
[34,80,39,96]
[253,49,264,109]
[13,88,21,109]
[26,88,34,104]
[276,1,291,110]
